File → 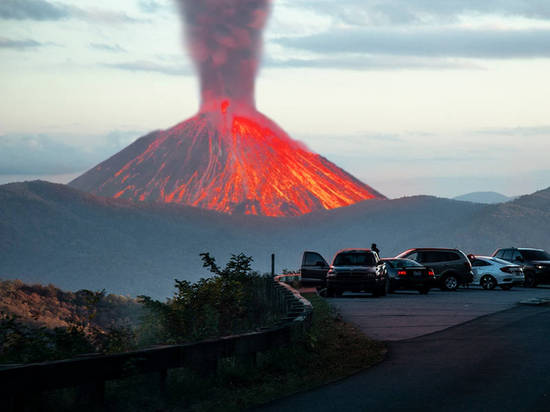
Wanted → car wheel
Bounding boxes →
[524,272,537,288]
[374,277,389,297]
[480,275,497,290]
[442,274,458,291]
[500,285,512,290]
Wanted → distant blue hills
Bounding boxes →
[1,181,549,298]
[453,191,517,204]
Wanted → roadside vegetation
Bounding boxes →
[154,292,386,412]
[0,282,139,363]
[1,253,386,410]
[0,253,281,364]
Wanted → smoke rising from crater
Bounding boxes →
[175,0,271,111]
[69,0,386,216]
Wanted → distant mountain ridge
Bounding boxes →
[1,181,549,298]
[453,191,515,204]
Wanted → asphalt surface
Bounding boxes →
[258,303,550,412]
[331,286,550,340]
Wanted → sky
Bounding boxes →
[1,0,550,199]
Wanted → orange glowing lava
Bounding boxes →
[70,106,384,217]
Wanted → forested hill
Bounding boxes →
[1,181,549,298]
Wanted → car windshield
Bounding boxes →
[334,252,376,266]
[521,250,550,261]
[385,259,422,268]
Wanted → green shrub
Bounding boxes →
[137,253,280,345]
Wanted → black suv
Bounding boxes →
[395,248,473,291]
[326,249,388,297]
[492,248,550,287]
[300,249,388,296]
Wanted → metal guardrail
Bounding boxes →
[0,277,312,411]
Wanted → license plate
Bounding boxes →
[414,271,422,277]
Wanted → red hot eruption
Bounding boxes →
[70,0,385,216]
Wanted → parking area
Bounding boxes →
[328,286,550,341]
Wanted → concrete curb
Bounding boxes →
[518,297,550,305]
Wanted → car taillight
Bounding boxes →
[500,267,512,273]
[398,270,407,276]
[428,270,435,276]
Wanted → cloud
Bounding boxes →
[0,0,143,24]
[276,28,550,59]
[67,6,144,24]
[0,37,44,50]
[0,0,67,20]
[104,60,191,76]
[476,125,550,136]
[138,0,163,14]
[290,0,550,26]
[265,55,481,70]
[90,43,126,53]
[0,132,141,175]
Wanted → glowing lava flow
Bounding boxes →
[70,104,384,217]
[69,0,385,216]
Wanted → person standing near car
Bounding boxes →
[371,243,380,257]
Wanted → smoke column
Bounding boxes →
[176,0,271,112]
[69,0,385,216]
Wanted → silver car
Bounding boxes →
[470,256,524,290]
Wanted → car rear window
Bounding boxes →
[385,259,422,268]
[334,252,376,266]
[421,251,460,263]
[492,257,511,265]
[472,259,491,267]
[521,250,550,261]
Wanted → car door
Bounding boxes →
[300,251,329,282]
[446,252,464,274]
[417,251,444,276]
[471,259,489,284]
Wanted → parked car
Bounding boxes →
[300,251,330,284]
[492,248,550,287]
[324,249,389,297]
[382,258,434,294]
[395,248,473,291]
[469,256,524,290]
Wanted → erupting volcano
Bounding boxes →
[70,0,385,217]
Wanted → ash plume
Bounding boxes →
[175,0,271,111]
[70,0,386,216]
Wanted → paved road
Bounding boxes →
[330,286,550,340]
[259,303,550,412]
